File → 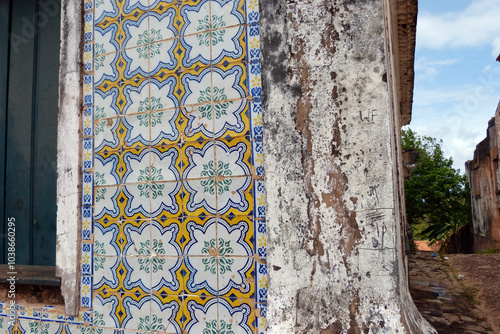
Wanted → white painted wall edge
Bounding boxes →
[56,0,82,317]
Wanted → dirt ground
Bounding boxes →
[409,251,499,333]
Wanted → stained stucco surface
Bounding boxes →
[261,0,435,332]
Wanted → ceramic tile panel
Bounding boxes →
[0,0,264,332]
[81,0,264,331]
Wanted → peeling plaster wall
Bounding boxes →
[466,102,500,252]
[261,0,434,332]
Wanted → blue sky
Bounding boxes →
[409,0,500,172]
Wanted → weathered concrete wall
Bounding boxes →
[261,0,434,332]
[466,102,500,252]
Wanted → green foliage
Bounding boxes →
[402,128,471,242]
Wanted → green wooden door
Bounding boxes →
[0,0,61,265]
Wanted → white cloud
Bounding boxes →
[414,57,459,82]
[417,0,500,55]
[492,37,500,58]
[413,85,474,107]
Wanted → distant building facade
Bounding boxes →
[465,102,500,252]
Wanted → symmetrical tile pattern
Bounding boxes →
[1,0,264,333]
[82,0,266,331]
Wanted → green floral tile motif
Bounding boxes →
[92,311,105,334]
[95,172,107,203]
[95,0,104,8]
[137,96,164,127]
[136,29,163,59]
[137,166,165,199]
[138,314,166,332]
[201,238,234,274]
[94,43,106,71]
[80,325,91,334]
[137,111,163,127]
[94,240,106,271]
[203,319,234,334]
[197,87,233,121]
[196,15,226,47]
[0,318,3,329]
[29,321,50,334]
[138,239,166,273]
[138,96,164,114]
[200,161,233,195]
[94,106,107,135]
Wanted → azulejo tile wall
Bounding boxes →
[0,0,265,333]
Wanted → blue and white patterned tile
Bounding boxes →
[150,181,182,218]
[121,294,150,331]
[218,298,254,333]
[184,218,224,295]
[216,218,254,295]
[247,25,260,60]
[182,141,215,180]
[246,0,260,25]
[84,43,93,72]
[179,1,211,37]
[95,52,120,87]
[82,206,93,241]
[149,147,181,182]
[93,293,121,329]
[150,296,182,333]
[250,100,263,139]
[95,153,120,186]
[122,220,150,257]
[254,180,265,218]
[180,33,211,68]
[94,0,120,25]
[121,14,154,79]
[122,114,151,147]
[94,117,121,152]
[84,11,94,43]
[84,74,94,106]
[94,222,121,256]
[122,256,152,293]
[180,103,215,141]
[183,178,218,215]
[252,139,264,176]
[216,176,252,215]
[122,0,152,15]
[150,76,178,110]
[93,256,121,290]
[82,172,94,206]
[212,0,245,26]
[123,184,151,218]
[122,79,150,115]
[150,220,182,292]
[210,25,245,65]
[150,109,181,145]
[122,148,150,184]
[148,10,178,75]
[83,106,94,137]
[82,243,93,276]
[83,138,94,171]
[256,303,267,334]
[183,297,218,333]
[95,86,121,118]
[255,260,267,303]
[81,276,93,309]
[84,0,94,12]
[248,62,262,101]
[94,186,121,221]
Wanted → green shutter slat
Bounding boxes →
[5,0,37,265]
[0,0,11,264]
[32,0,60,265]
